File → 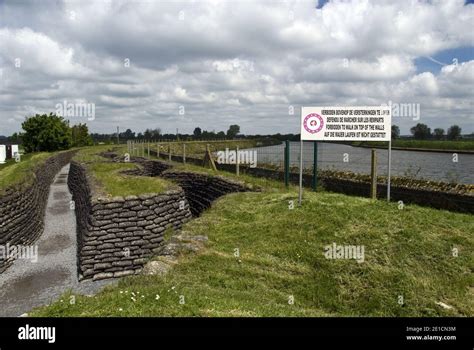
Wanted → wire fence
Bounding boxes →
[124,139,473,212]
[245,141,473,185]
[126,139,473,185]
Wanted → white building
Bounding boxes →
[0,145,6,164]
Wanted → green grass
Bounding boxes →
[354,140,474,151]
[31,181,473,317]
[89,162,173,198]
[0,158,17,171]
[0,152,56,192]
[72,146,174,198]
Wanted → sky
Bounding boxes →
[0,0,473,136]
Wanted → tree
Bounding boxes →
[391,125,400,139]
[447,125,462,140]
[193,127,202,139]
[144,129,153,140]
[217,131,226,139]
[120,128,135,140]
[410,123,431,140]
[21,113,72,152]
[150,128,161,139]
[226,124,240,139]
[71,123,93,147]
[8,132,22,144]
[433,128,445,140]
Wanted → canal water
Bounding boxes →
[244,142,474,184]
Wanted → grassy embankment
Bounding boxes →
[0,152,61,193]
[72,146,174,198]
[353,140,474,151]
[31,157,474,317]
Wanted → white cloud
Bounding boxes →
[0,0,472,135]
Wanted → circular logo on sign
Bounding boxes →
[303,113,324,134]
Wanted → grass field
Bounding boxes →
[73,146,175,198]
[31,165,473,317]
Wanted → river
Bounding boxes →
[243,142,474,184]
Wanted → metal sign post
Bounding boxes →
[298,138,303,206]
[312,141,318,191]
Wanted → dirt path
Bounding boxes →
[0,164,115,317]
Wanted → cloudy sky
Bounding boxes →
[0,0,473,136]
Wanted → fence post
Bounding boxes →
[284,140,290,187]
[312,142,318,191]
[204,144,217,171]
[370,149,377,200]
[157,143,160,159]
[147,142,150,158]
[236,146,240,176]
[183,143,186,164]
[169,144,172,162]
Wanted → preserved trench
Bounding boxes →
[0,153,251,315]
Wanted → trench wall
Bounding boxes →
[0,151,75,273]
[160,170,250,216]
[68,161,192,280]
[151,151,473,213]
[128,156,252,216]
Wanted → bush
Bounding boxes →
[21,113,72,152]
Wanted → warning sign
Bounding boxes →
[301,106,391,141]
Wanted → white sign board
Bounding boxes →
[11,144,19,157]
[0,145,6,164]
[301,106,391,141]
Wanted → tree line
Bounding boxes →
[1,113,246,152]
[118,125,241,141]
[391,124,464,140]
[1,113,469,153]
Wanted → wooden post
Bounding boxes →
[284,140,289,187]
[370,149,377,200]
[157,143,160,159]
[147,142,150,158]
[203,144,217,171]
[236,146,240,176]
[183,143,186,164]
[169,144,172,162]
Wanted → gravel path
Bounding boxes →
[0,164,116,317]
